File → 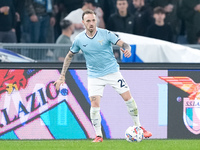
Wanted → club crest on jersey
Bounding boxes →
[98,40,103,45]
[159,76,200,135]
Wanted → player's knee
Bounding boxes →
[121,91,132,101]
[90,96,100,107]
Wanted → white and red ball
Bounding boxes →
[125,126,144,142]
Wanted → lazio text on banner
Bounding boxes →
[0,69,95,139]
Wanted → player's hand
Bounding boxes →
[53,75,65,91]
[120,48,131,58]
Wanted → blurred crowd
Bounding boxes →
[1,0,200,45]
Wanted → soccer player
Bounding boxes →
[54,9,152,142]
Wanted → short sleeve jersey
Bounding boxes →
[70,28,120,78]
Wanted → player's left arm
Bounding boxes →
[116,40,132,58]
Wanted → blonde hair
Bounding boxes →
[82,9,96,20]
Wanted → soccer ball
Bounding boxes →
[125,126,144,142]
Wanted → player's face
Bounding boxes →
[117,0,128,12]
[82,13,97,33]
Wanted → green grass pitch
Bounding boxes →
[0,139,200,150]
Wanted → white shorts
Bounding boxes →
[88,72,130,97]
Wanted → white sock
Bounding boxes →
[125,98,141,127]
[90,107,102,137]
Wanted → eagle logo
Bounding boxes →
[159,76,200,100]
[160,76,200,135]
[98,40,104,45]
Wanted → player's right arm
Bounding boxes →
[54,51,74,90]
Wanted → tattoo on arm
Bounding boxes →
[60,51,74,77]
[122,42,131,51]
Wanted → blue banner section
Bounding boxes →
[186,108,193,129]
[0,131,18,139]
[121,45,143,63]
[41,102,86,139]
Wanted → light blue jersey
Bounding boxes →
[70,28,120,78]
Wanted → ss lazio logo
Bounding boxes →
[98,40,103,45]
[160,76,200,135]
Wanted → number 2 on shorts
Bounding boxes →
[118,79,126,88]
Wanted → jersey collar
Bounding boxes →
[85,27,98,39]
